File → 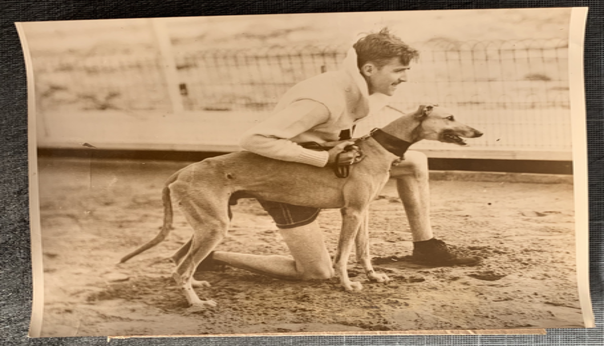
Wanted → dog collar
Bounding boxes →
[370,128,413,158]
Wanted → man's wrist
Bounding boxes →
[297,149,329,167]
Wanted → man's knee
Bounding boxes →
[405,151,428,171]
[392,151,429,180]
[300,262,334,280]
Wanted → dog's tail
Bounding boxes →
[119,171,179,263]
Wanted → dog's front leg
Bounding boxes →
[334,207,365,291]
[355,211,390,283]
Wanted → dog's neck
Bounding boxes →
[370,129,413,158]
[371,113,423,157]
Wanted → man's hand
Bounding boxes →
[327,141,363,166]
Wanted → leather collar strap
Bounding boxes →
[370,128,413,158]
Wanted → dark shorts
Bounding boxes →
[256,199,321,229]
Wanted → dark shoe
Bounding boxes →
[412,238,481,266]
[195,251,226,272]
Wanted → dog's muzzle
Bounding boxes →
[440,129,483,146]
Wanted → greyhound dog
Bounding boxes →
[120,105,483,310]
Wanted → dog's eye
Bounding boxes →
[446,116,455,121]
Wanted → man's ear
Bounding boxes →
[360,63,375,77]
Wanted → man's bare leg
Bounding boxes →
[390,151,480,266]
[212,220,334,280]
[390,151,433,242]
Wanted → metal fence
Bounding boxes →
[32,39,572,156]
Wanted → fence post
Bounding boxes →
[150,18,184,114]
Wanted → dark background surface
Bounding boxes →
[1,1,602,345]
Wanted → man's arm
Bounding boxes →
[240,100,332,167]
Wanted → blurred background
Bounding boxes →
[21,8,574,170]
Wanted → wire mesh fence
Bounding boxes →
[32,38,572,155]
[172,39,569,112]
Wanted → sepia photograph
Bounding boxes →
[18,8,593,337]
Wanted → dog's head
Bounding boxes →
[413,105,483,145]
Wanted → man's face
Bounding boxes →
[362,57,411,96]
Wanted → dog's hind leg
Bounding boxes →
[171,237,191,266]
[355,211,390,283]
[171,199,235,288]
[170,237,210,288]
[171,183,229,310]
[172,225,225,309]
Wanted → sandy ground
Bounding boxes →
[35,157,583,337]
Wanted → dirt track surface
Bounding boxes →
[36,158,583,336]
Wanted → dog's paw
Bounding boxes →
[191,279,211,288]
[342,281,363,292]
[203,299,218,307]
[187,299,217,313]
[368,271,390,283]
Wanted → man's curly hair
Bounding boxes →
[353,28,419,69]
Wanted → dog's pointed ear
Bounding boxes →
[415,104,436,118]
[414,105,426,118]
